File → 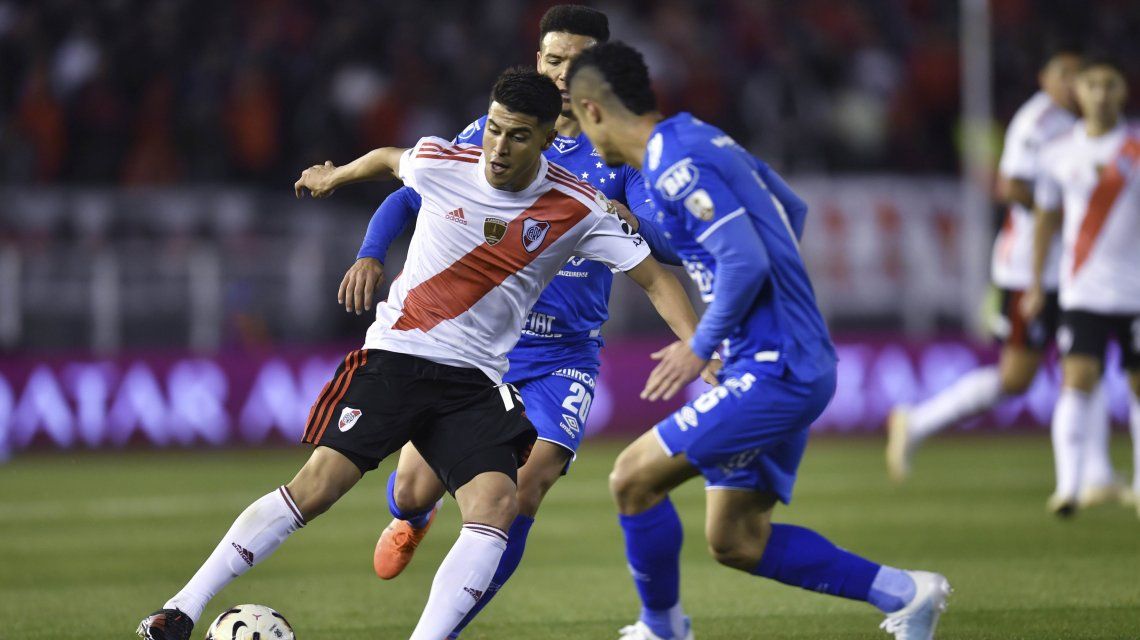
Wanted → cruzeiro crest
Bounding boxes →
[484,217,508,246]
[521,218,551,252]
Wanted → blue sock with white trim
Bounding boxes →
[753,524,911,612]
[386,471,434,529]
[620,498,687,639]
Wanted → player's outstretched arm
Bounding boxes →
[337,188,425,315]
[625,257,718,400]
[293,147,407,198]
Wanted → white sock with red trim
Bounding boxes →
[1080,383,1116,488]
[909,366,1003,443]
[1052,388,1090,501]
[408,523,508,640]
[163,487,305,622]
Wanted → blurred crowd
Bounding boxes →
[4,0,1139,188]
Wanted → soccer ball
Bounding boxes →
[204,604,295,640]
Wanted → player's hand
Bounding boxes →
[294,161,339,198]
[613,201,639,233]
[642,340,708,402]
[700,355,722,385]
[338,257,383,315]
[1019,285,1045,321]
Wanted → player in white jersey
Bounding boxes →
[1023,53,1140,518]
[886,48,1118,501]
[137,69,701,640]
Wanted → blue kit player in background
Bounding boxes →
[330,7,702,640]
[567,42,952,640]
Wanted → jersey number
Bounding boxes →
[562,382,593,422]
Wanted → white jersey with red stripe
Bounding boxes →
[363,136,651,383]
[991,91,1076,290]
[1036,122,1140,314]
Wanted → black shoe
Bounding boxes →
[136,608,193,640]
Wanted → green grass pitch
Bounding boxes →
[2,435,1138,639]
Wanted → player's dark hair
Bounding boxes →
[491,66,563,125]
[566,41,657,115]
[1079,50,1125,76]
[539,4,609,47]
[1040,40,1083,69]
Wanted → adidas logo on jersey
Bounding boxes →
[445,208,468,225]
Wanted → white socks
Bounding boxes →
[164,487,305,622]
[909,366,1003,443]
[1051,388,1091,501]
[408,524,508,640]
[1081,384,1116,488]
[1131,396,1140,494]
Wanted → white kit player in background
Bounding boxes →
[886,48,1120,506]
[1023,53,1140,518]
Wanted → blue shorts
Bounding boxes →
[512,367,599,472]
[655,366,836,503]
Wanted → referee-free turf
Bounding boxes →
[1,435,1137,639]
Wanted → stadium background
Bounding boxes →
[2,2,1140,639]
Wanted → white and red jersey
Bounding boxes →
[363,137,651,383]
[1036,122,1140,314]
[991,91,1076,289]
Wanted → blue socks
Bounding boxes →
[754,524,913,613]
[619,498,685,639]
[868,566,917,613]
[385,471,433,529]
[447,514,535,638]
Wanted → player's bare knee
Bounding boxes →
[392,475,438,514]
[610,455,656,513]
[516,475,553,518]
[707,533,763,571]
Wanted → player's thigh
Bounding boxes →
[655,367,834,504]
[454,471,519,532]
[515,440,573,517]
[285,446,365,520]
[1121,315,1140,391]
[414,378,537,497]
[704,488,778,570]
[392,442,446,512]
[514,370,599,469]
[1058,311,1109,391]
[998,344,1043,394]
[610,429,701,514]
[301,349,422,476]
[996,288,1058,352]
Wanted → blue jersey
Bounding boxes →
[642,113,836,382]
[358,116,677,383]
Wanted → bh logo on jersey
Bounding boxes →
[522,218,551,252]
[655,158,699,201]
[338,407,362,432]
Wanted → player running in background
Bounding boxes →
[329,7,705,639]
[567,42,951,640]
[886,47,1119,503]
[1023,53,1140,518]
[138,68,701,640]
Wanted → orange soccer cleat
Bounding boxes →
[372,505,439,579]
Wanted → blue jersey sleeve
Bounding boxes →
[633,213,681,266]
[357,187,422,263]
[656,156,771,359]
[621,166,681,265]
[754,160,808,239]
